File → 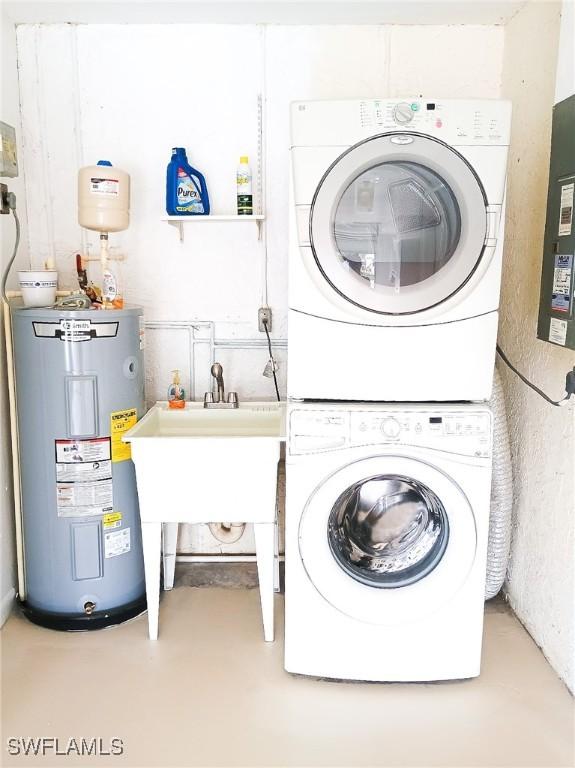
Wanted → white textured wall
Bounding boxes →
[15,22,504,554]
[500,1,575,692]
[0,9,29,624]
[555,0,575,104]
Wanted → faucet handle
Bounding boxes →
[227,392,238,406]
[204,392,214,406]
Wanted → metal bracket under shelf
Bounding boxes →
[162,215,265,243]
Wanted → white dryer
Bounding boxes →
[285,402,492,682]
[288,98,511,401]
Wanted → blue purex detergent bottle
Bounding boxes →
[166,147,210,215]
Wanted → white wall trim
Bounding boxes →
[3,1,527,27]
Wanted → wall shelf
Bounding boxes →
[162,215,265,243]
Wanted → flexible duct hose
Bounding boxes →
[485,366,513,599]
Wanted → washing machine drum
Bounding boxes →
[299,455,477,625]
[328,475,449,588]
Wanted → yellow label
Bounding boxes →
[110,408,137,462]
[103,511,122,530]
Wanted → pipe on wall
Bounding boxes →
[208,522,247,544]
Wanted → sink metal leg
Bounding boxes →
[162,523,179,590]
[254,522,275,642]
[142,522,162,640]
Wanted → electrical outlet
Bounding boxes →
[0,183,9,215]
[258,306,272,332]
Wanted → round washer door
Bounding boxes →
[299,455,477,625]
[309,132,488,315]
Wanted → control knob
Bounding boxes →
[393,102,414,124]
[381,417,401,438]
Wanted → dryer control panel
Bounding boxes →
[291,98,512,149]
[359,99,509,144]
[289,407,492,458]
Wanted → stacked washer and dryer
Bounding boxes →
[284,98,512,681]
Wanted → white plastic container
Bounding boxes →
[78,160,130,233]
[18,270,58,307]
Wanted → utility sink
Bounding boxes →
[123,401,286,524]
[126,400,285,439]
[124,401,286,641]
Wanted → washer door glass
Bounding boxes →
[310,133,488,315]
[328,474,449,588]
[334,162,461,290]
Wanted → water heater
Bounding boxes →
[11,305,146,629]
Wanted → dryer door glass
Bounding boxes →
[310,133,488,314]
[334,162,461,289]
[327,474,449,588]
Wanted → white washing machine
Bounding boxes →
[285,402,492,682]
[288,98,511,402]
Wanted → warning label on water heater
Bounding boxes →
[55,437,113,517]
[110,408,137,463]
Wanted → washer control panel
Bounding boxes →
[289,408,492,457]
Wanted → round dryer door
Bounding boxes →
[299,455,477,625]
[309,132,488,315]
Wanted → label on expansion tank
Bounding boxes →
[90,177,119,196]
[33,320,119,342]
[55,437,113,517]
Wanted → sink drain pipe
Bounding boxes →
[208,522,246,544]
[485,366,513,599]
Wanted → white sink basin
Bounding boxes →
[123,401,285,524]
[125,400,285,439]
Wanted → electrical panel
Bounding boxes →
[537,94,575,350]
[0,121,18,178]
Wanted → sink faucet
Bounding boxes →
[204,362,239,409]
[211,362,225,402]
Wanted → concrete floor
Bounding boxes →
[1,588,573,768]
